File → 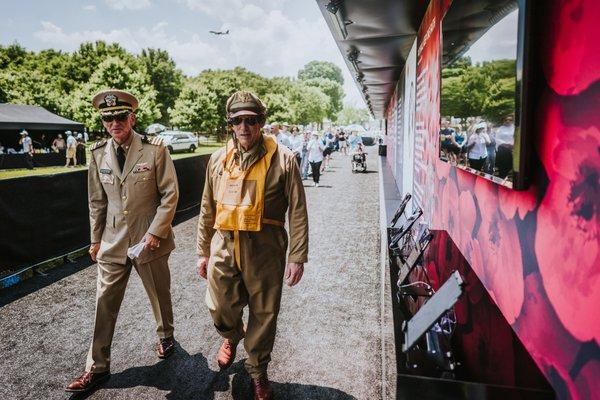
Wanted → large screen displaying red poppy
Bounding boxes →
[386,0,600,398]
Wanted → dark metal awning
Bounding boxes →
[318,0,518,119]
[317,0,429,118]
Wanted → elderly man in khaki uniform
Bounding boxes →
[197,91,308,400]
[66,89,179,393]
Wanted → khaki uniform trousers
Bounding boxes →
[86,254,174,373]
[206,226,287,378]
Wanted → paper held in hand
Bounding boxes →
[127,240,148,261]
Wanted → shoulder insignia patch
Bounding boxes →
[90,139,107,151]
[148,136,164,146]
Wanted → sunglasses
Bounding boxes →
[228,116,259,126]
[101,112,130,123]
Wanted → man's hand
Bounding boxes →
[89,243,100,262]
[144,233,161,251]
[197,256,208,279]
[284,262,304,287]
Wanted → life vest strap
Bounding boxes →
[262,218,285,227]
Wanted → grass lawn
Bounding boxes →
[0,142,222,180]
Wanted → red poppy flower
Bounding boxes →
[439,174,460,233]
[435,155,452,180]
[513,274,580,371]
[475,179,524,325]
[457,190,477,250]
[574,360,600,400]
[534,93,600,342]
[498,184,538,220]
[542,0,600,95]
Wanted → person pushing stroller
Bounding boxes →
[351,143,367,173]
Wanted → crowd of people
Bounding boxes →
[439,115,515,179]
[0,129,88,169]
[264,122,365,187]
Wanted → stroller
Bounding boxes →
[351,148,367,173]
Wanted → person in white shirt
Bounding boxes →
[307,132,325,187]
[19,130,34,169]
[289,126,304,167]
[65,130,77,167]
[272,123,291,149]
[494,115,515,178]
[466,125,491,172]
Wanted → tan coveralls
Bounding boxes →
[196,135,309,378]
[87,132,179,373]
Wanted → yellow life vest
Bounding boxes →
[214,134,282,232]
[214,135,282,269]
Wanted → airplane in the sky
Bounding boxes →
[209,30,230,35]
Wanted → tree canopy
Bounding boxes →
[441,57,516,124]
[0,41,347,134]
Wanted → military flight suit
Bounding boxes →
[196,134,309,378]
[86,131,179,373]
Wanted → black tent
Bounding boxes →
[0,104,84,131]
[0,104,86,169]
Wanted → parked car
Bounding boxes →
[361,130,380,146]
[157,131,197,153]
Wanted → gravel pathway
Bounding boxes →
[0,148,381,400]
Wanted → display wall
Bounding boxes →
[385,0,600,398]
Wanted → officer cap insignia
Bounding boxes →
[104,94,117,107]
[92,89,139,113]
[90,138,107,151]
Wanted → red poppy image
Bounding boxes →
[474,179,524,325]
[542,0,600,96]
[455,167,477,193]
[513,274,580,372]
[574,360,600,400]
[439,173,460,233]
[534,92,600,342]
[457,190,477,250]
[498,184,538,220]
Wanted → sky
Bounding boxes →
[0,0,364,106]
[465,9,518,63]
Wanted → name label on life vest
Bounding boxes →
[222,179,256,206]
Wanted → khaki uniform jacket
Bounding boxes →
[88,132,179,265]
[197,135,308,263]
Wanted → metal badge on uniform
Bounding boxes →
[100,172,114,184]
[100,168,112,174]
[133,162,151,173]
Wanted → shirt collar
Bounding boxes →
[112,132,134,154]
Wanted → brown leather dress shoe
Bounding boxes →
[251,376,273,400]
[155,336,175,359]
[65,371,110,393]
[217,339,238,370]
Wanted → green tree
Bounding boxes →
[298,60,344,86]
[262,92,294,124]
[440,58,516,124]
[288,83,329,125]
[302,77,344,120]
[169,80,219,133]
[139,48,184,125]
[69,57,160,132]
[68,41,135,84]
[0,69,64,114]
[336,105,371,125]
[0,43,30,69]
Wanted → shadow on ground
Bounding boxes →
[69,345,356,400]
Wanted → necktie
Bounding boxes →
[117,146,126,172]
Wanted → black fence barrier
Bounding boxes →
[0,153,211,275]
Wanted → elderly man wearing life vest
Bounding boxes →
[196,91,308,400]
